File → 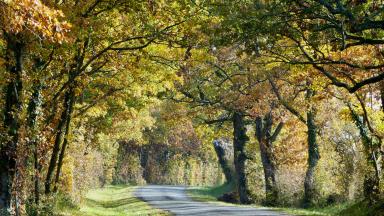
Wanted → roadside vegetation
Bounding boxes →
[0,1,384,215]
[188,185,384,216]
[57,185,168,216]
[189,183,235,203]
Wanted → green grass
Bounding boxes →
[276,199,384,216]
[338,199,384,216]
[187,184,384,216]
[57,185,169,216]
[56,184,383,216]
[272,204,350,216]
[188,182,235,203]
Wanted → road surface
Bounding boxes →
[134,185,289,216]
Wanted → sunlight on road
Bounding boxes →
[135,185,289,216]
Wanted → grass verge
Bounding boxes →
[338,199,384,216]
[57,185,169,216]
[187,184,384,216]
[188,182,234,203]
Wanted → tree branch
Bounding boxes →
[268,77,306,124]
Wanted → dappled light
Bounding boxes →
[0,1,383,215]
[135,186,286,216]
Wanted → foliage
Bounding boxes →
[0,0,71,42]
[59,185,169,216]
[0,0,383,214]
[113,102,225,187]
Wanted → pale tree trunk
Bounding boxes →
[213,139,235,184]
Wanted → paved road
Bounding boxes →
[134,185,289,216]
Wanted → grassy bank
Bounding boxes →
[57,185,168,216]
[188,182,235,203]
[187,184,383,216]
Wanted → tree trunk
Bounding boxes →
[348,105,381,202]
[27,82,43,205]
[34,149,41,206]
[233,112,250,204]
[255,112,283,206]
[303,101,320,207]
[0,35,24,213]
[380,81,384,112]
[213,139,234,184]
[45,88,74,194]
[53,88,75,192]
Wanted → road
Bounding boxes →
[134,185,289,216]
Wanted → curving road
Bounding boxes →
[134,185,289,216]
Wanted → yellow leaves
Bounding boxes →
[338,107,353,121]
[311,74,329,92]
[1,0,71,43]
[60,155,75,193]
[85,105,108,118]
[265,61,282,71]
[288,64,309,81]
[338,104,384,137]
[112,108,156,142]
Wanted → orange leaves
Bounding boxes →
[325,45,384,82]
[1,0,71,43]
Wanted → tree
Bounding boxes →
[0,0,69,212]
[255,110,283,206]
[205,0,384,204]
[41,0,190,194]
[269,75,321,206]
[213,139,235,184]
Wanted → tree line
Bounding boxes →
[0,0,383,215]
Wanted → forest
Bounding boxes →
[0,0,383,215]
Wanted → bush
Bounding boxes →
[26,197,55,216]
[217,191,239,203]
[339,199,384,216]
[326,193,346,205]
[0,208,9,216]
[26,193,79,216]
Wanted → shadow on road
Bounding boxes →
[135,185,289,216]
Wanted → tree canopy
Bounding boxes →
[0,0,383,215]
